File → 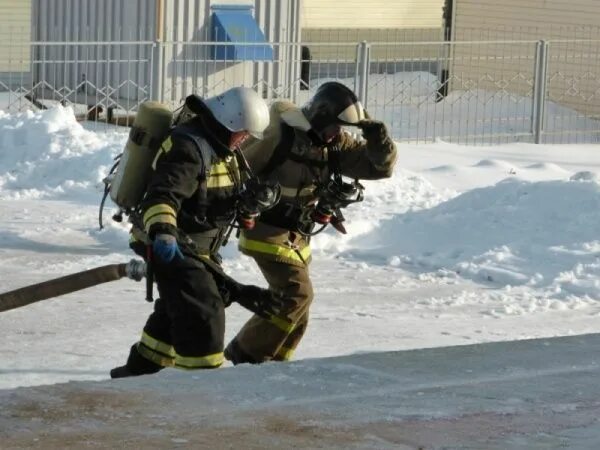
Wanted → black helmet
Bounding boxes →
[302,82,365,134]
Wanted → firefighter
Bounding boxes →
[225,82,398,364]
[111,87,280,378]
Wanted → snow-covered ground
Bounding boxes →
[4,334,600,449]
[1,105,600,391]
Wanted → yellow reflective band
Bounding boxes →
[144,204,177,224]
[238,235,311,263]
[206,161,237,189]
[206,174,235,189]
[151,138,173,170]
[140,331,176,357]
[209,162,231,177]
[174,352,224,369]
[137,343,175,368]
[162,137,173,153]
[267,314,295,333]
[276,346,294,361]
[145,213,178,231]
[143,204,177,231]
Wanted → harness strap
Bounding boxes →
[258,122,295,178]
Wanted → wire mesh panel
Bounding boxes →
[159,40,358,110]
[0,25,34,113]
[0,25,154,124]
[160,40,300,106]
[361,40,539,144]
[1,28,599,143]
[543,39,600,144]
[33,38,154,118]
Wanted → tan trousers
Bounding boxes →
[225,256,313,363]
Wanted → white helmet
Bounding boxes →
[204,87,270,139]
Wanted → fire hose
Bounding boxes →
[0,260,146,313]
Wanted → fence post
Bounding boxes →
[532,40,549,144]
[354,41,370,106]
[150,40,164,102]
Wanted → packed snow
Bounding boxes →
[1,105,600,390]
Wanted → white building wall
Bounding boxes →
[302,0,444,29]
[454,0,600,35]
[301,0,445,64]
[451,0,600,119]
[0,0,32,75]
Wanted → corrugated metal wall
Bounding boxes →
[254,0,301,100]
[158,0,301,103]
[32,0,157,106]
[31,0,301,105]
[33,0,157,41]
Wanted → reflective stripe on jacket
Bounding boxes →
[238,100,397,266]
[140,116,241,254]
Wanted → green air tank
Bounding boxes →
[109,101,173,209]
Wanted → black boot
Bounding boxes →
[224,339,262,365]
[110,365,137,379]
[110,344,163,379]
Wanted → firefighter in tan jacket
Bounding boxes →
[225,82,398,364]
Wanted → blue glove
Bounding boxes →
[152,233,184,263]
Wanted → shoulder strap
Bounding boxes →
[170,126,214,178]
[258,122,295,178]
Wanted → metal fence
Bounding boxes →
[1,33,599,144]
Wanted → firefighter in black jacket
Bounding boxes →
[111,87,279,378]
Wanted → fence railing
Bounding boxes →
[1,37,599,144]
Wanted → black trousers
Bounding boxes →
[130,251,227,371]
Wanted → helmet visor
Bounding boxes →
[336,101,365,125]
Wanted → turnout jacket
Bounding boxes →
[139,115,241,257]
[239,100,397,266]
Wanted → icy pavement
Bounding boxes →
[2,334,600,449]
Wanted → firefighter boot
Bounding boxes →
[110,344,163,378]
[224,338,262,365]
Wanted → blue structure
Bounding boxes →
[211,5,274,61]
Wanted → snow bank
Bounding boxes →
[1,105,599,302]
[348,175,600,298]
[0,105,126,201]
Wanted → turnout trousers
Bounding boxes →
[225,255,313,364]
[124,251,226,374]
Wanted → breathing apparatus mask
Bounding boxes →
[311,176,364,228]
[291,140,364,236]
[293,172,363,236]
[231,141,282,230]
[236,177,282,230]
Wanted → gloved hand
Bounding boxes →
[225,282,287,320]
[152,233,183,263]
[357,118,388,140]
[356,109,388,140]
